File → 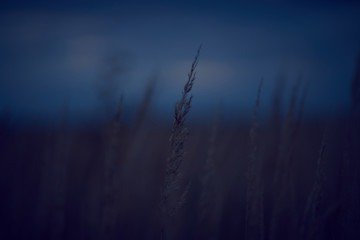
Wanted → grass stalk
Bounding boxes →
[245,79,264,240]
[160,45,201,239]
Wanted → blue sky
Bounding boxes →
[0,1,359,125]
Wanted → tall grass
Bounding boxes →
[0,48,359,240]
[299,129,327,240]
[245,79,264,240]
[160,45,201,240]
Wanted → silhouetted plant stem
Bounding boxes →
[160,45,201,240]
[245,79,264,240]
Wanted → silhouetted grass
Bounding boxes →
[0,49,359,240]
[160,46,201,240]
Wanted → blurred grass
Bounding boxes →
[0,52,359,240]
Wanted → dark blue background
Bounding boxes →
[0,0,359,125]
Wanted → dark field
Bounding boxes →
[0,51,359,240]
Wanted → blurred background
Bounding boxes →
[1,0,359,126]
[0,1,360,240]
